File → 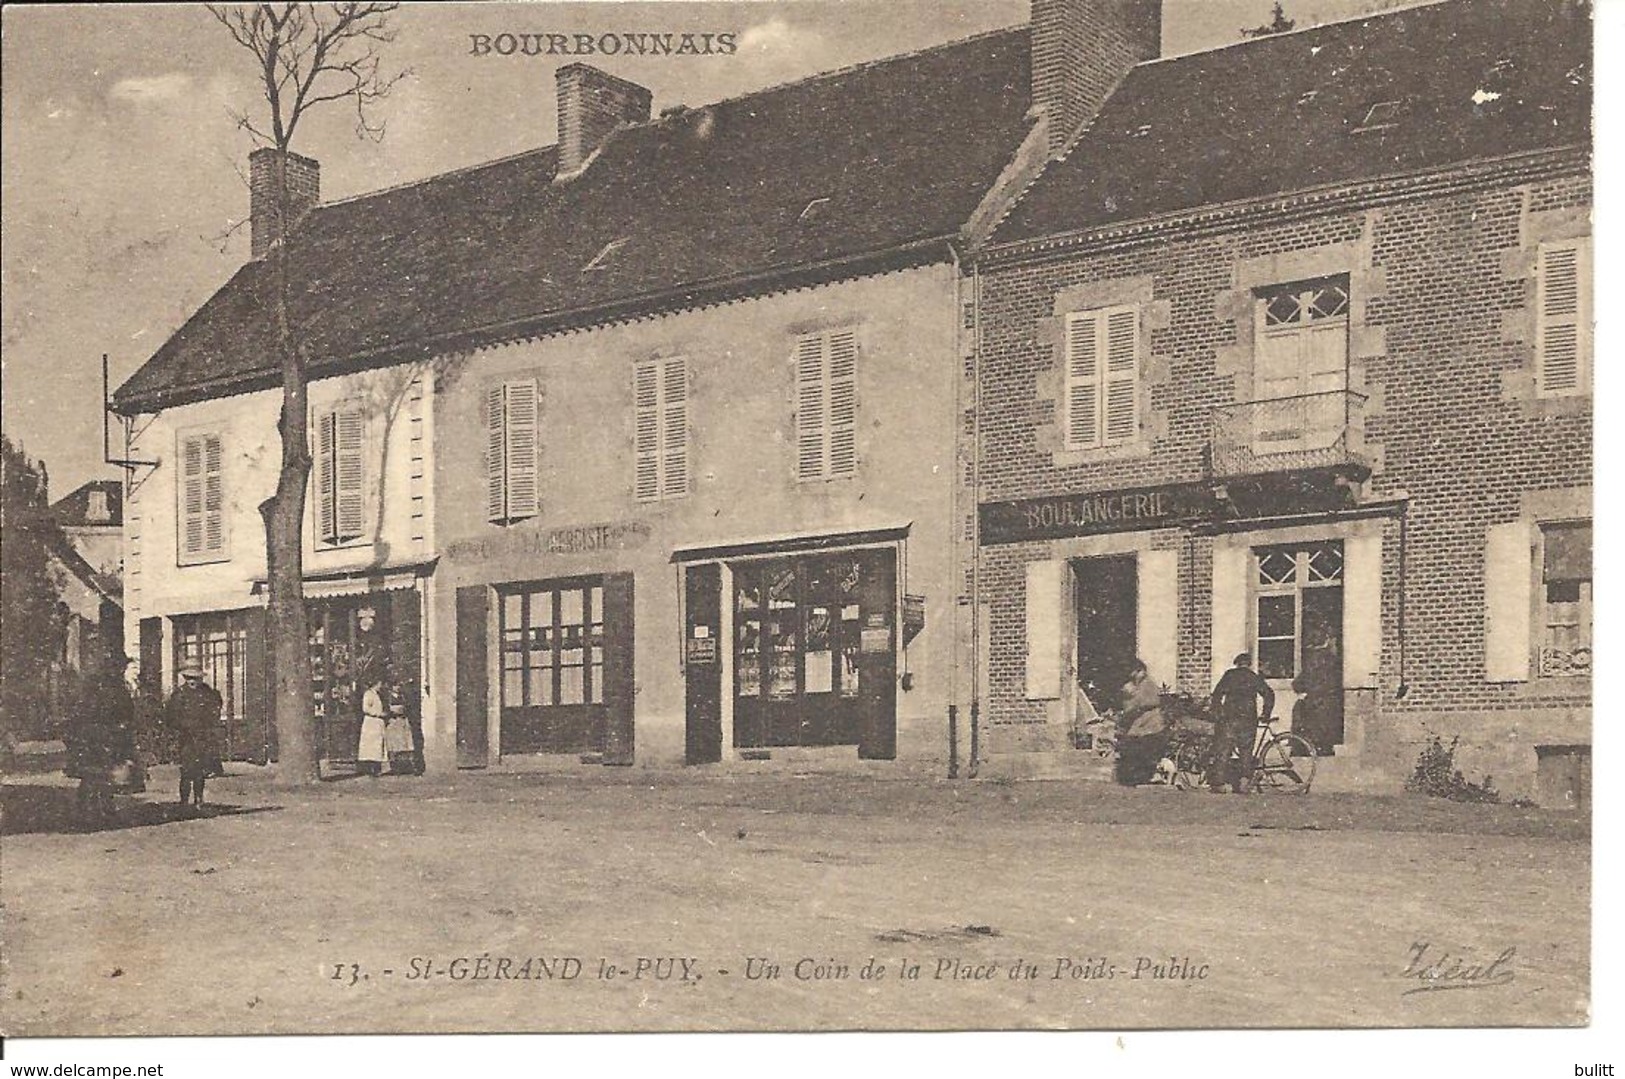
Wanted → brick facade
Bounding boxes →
[970,162,1591,797]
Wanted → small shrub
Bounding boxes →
[1405,734,1500,803]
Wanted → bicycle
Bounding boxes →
[1168,713,1317,794]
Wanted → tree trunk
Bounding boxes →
[261,152,318,787]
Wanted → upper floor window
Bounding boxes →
[485,379,540,524]
[634,357,689,503]
[1063,304,1139,451]
[795,328,857,481]
[177,430,227,564]
[1255,276,1349,402]
[1538,520,1591,677]
[314,406,366,546]
[1536,238,1591,398]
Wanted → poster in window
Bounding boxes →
[769,616,797,698]
[839,647,859,698]
[769,567,796,609]
[806,606,831,650]
[805,651,833,694]
[736,620,760,697]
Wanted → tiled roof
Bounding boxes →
[991,0,1590,247]
[114,28,1033,412]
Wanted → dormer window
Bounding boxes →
[1353,100,1402,132]
[798,197,831,225]
[582,238,629,273]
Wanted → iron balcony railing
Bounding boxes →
[1209,389,1370,478]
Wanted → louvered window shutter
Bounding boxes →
[634,362,661,502]
[485,386,507,523]
[504,380,540,520]
[795,333,827,480]
[1064,312,1101,450]
[827,330,857,477]
[179,430,228,560]
[335,409,365,541]
[201,434,224,555]
[181,435,205,556]
[1537,239,1590,397]
[1102,306,1139,445]
[316,412,337,543]
[1484,521,1533,682]
[660,357,690,497]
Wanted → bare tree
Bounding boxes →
[207,3,406,785]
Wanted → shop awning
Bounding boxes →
[250,557,438,599]
[670,524,911,564]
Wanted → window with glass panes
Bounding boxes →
[1253,541,1344,681]
[1538,521,1591,677]
[1254,276,1349,405]
[500,581,606,708]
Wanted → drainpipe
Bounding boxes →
[968,255,984,779]
[1394,494,1411,699]
[947,244,964,779]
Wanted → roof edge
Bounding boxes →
[975,145,1589,267]
[111,236,958,415]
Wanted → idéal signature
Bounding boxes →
[1400,942,1516,995]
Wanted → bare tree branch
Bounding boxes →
[208,3,402,150]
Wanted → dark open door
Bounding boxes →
[389,589,425,773]
[856,549,897,760]
[455,585,490,768]
[684,563,723,764]
[600,573,636,765]
[1074,554,1139,710]
[138,617,163,699]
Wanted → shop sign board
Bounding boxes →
[978,481,1213,545]
[445,520,652,562]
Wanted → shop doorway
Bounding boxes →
[720,548,896,758]
[308,590,422,771]
[1072,555,1138,710]
[174,609,269,764]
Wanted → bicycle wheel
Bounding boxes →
[1254,732,1317,793]
[1170,737,1208,791]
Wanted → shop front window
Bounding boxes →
[501,582,605,709]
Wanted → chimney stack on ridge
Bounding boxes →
[249,147,321,260]
[1031,0,1162,157]
[555,63,653,178]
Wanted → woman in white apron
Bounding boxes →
[357,677,388,777]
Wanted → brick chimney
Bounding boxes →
[1032,0,1161,157]
[249,147,321,259]
[555,64,652,178]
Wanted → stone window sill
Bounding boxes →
[1051,441,1152,469]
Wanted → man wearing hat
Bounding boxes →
[166,660,224,811]
[1209,652,1275,794]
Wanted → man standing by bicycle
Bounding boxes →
[1209,652,1274,794]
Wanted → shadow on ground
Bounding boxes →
[1,785,282,836]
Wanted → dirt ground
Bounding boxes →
[0,765,1591,1035]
